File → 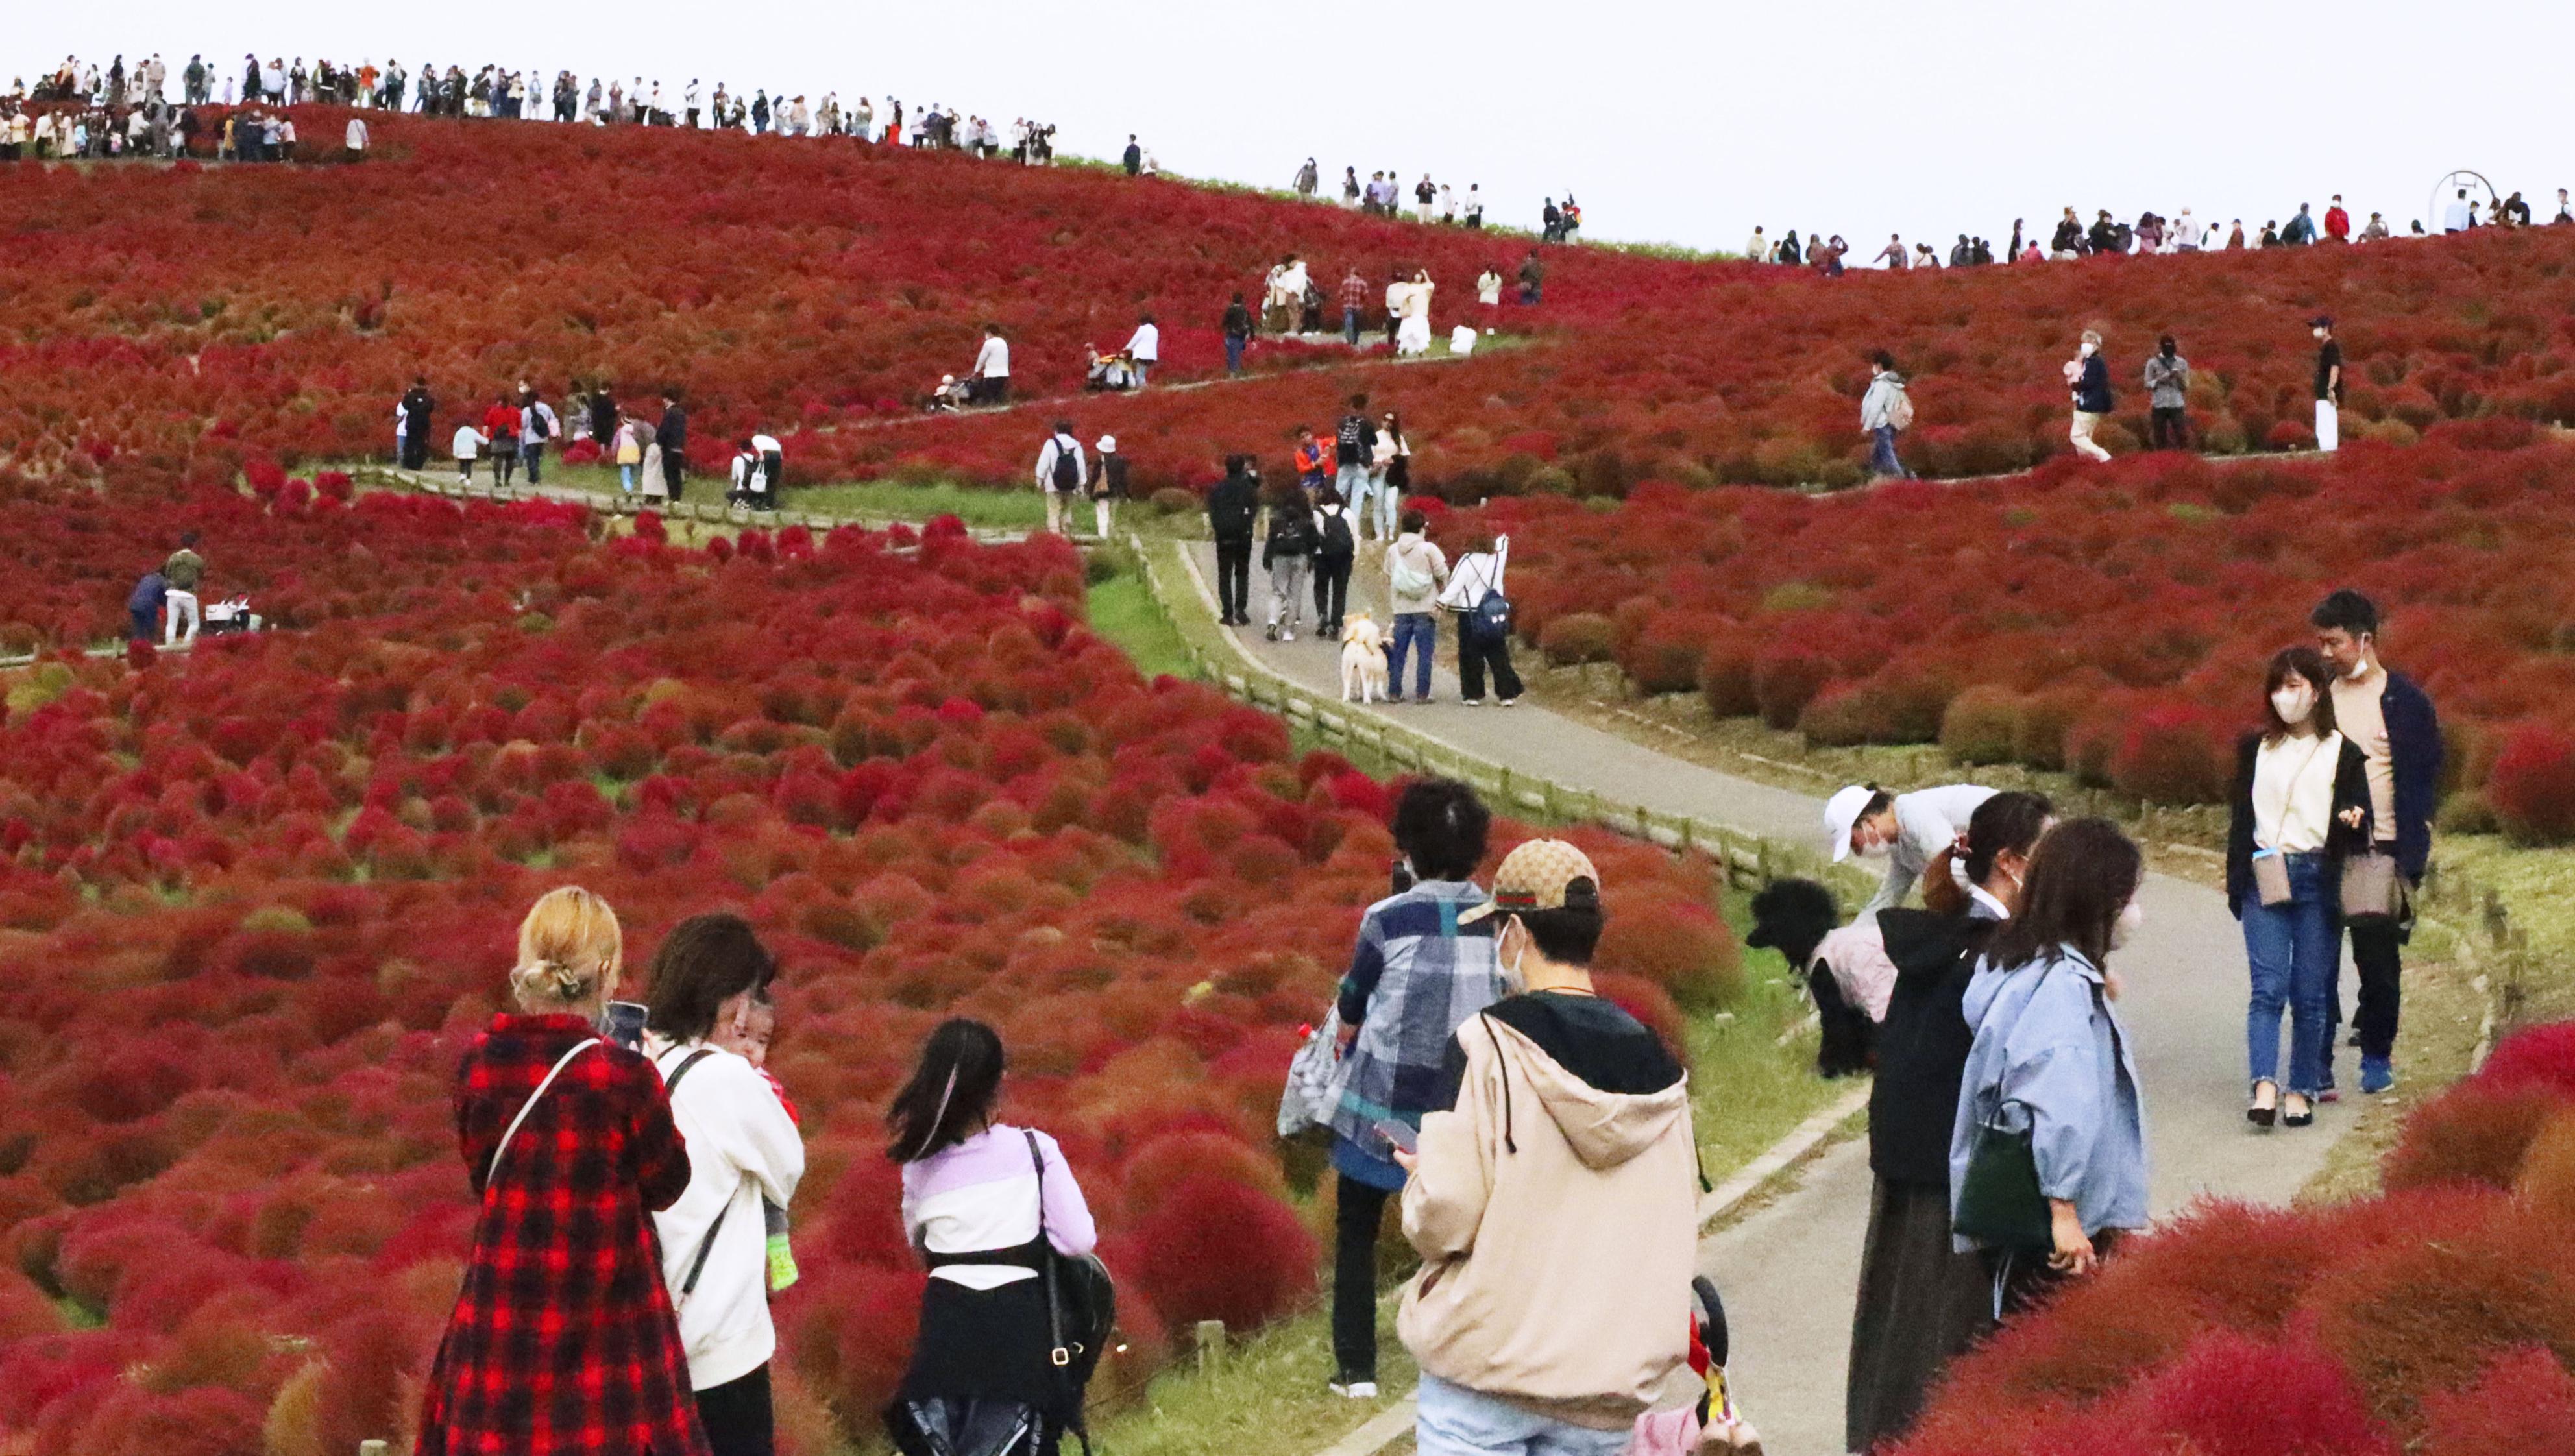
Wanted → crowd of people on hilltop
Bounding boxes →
[1753,188,2574,272]
[5,51,1064,162]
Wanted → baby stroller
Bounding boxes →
[926,374,971,414]
[199,596,260,637]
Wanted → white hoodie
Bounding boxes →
[648,1038,805,1390]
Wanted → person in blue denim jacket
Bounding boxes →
[1949,818,2151,1318]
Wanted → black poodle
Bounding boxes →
[1746,877,1877,1079]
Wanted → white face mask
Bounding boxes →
[1500,921,1528,994]
[2111,898,2143,950]
[2079,341,2097,357]
[2271,685,2316,727]
[2345,649,2372,680]
[1855,832,1892,862]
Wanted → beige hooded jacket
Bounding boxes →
[1397,1008,1698,1429]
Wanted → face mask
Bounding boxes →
[2079,341,2097,357]
[2271,686,2315,725]
[2111,898,2143,950]
[1855,833,1891,862]
[2345,649,2371,680]
[1500,923,1528,994]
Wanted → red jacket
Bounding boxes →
[2324,206,2350,241]
[483,403,522,441]
[416,1014,709,1456]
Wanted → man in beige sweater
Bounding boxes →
[1395,840,1701,1456]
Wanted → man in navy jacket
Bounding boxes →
[2313,589,2442,1095]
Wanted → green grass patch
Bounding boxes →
[788,479,1049,529]
[1087,564,1199,683]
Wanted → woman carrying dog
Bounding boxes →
[1846,794,2051,1453]
[2225,648,2371,1130]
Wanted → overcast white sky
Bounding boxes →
[18,3,2575,251]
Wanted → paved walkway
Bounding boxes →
[1182,539,2337,1456]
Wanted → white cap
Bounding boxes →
[1823,784,1876,864]
[1096,435,1117,452]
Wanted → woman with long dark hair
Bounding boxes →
[1949,818,2150,1320]
[886,1019,1099,1456]
[1847,793,2051,1452]
[2227,647,2372,1128]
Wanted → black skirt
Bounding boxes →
[898,1274,1070,1418]
[1846,1176,1994,1453]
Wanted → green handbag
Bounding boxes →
[1954,1106,2053,1254]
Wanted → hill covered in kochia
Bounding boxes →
[10,109,2575,499]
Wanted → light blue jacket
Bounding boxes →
[1948,946,2149,1249]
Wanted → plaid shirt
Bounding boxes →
[1331,881,1502,1188]
[1342,273,1370,312]
[416,1015,709,1456]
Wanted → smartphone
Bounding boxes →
[1374,1118,1418,1155]
[602,1000,649,1051]
[1389,857,1417,897]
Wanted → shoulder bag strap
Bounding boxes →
[1025,1130,1071,1368]
[487,1038,600,1189]
[1970,962,2056,1128]
[659,1047,733,1302]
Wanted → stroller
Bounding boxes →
[199,596,260,637]
[926,374,971,414]
[1629,1278,1762,1456]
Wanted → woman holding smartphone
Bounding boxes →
[2225,647,2372,1128]
[417,888,708,1456]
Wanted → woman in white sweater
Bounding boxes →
[644,913,807,1456]
[2223,648,2373,1130]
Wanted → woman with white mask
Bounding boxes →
[2225,647,2373,1128]
[1949,818,2149,1321]
[1825,782,1999,920]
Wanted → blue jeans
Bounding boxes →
[1225,335,1245,375]
[618,464,637,493]
[2244,853,2336,1096]
[1389,613,1436,699]
[1335,461,1374,524]
[1343,306,1361,346]
[1870,424,1906,478]
[1132,361,1151,387]
[520,441,544,483]
[1414,1375,1628,1456]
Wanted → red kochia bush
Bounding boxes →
[2420,1345,2575,1456]
[2485,721,2575,844]
[1123,1178,1317,1333]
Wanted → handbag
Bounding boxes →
[2340,850,2402,924]
[1952,965,2058,1255]
[2251,849,2293,908]
[1024,1132,1115,1450]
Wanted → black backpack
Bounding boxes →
[526,404,551,440]
[1319,509,1354,558]
[1048,437,1082,492]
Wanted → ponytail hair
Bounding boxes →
[509,886,622,1010]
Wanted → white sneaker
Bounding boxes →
[1282,629,1297,642]
[1329,1378,1379,1400]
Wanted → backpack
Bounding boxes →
[1318,509,1354,559]
[1885,384,1915,433]
[1472,588,1514,643]
[1048,437,1082,492]
[527,404,551,441]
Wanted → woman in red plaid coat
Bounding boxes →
[418,888,710,1456]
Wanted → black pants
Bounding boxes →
[662,450,685,501]
[522,443,544,483]
[400,435,428,470]
[2150,406,2190,450]
[493,446,517,487]
[1458,628,1524,702]
[698,1363,775,1456]
[1313,555,1352,629]
[1214,537,1253,622]
[1332,1174,1393,1379]
[2349,915,2406,1060]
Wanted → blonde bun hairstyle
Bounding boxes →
[509,886,624,1012]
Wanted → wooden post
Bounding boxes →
[1195,1319,1227,1375]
